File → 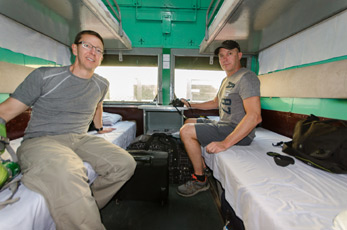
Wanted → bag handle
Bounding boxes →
[0,137,21,209]
[305,114,347,127]
[0,177,21,210]
[0,137,18,162]
[317,119,347,127]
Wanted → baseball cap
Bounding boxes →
[214,40,241,55]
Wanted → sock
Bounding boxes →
[194,173,206,182]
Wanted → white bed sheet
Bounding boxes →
[89,120,136,149]
[203,127,347,230]
[0,120,136,230]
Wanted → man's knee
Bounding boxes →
[180,123,189,137]
[180,123,197,140]
[184,118,197,124]
[111,150,136,180]
[123,152,136,178]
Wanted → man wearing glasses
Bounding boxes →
[0,30,136,229]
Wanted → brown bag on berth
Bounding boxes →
[282,114,347,173]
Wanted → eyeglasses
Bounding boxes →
[77,41,104,55]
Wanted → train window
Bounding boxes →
[174,56,225,102]
[96,54,158,102]
[174,69,225,102]
[95,66,158,102]
[173,55,249,102]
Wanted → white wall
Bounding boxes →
[0,14,71,66]
[258,9,347,75]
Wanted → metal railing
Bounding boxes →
[205,0,221,41]
[104,0,123,37]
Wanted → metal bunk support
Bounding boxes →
[104,0,123,37]
[200,0,242,54]
[205,0,221,41]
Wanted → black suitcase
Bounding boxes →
[127,133,193,184]
[115,150,169,205]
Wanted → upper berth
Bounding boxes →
[199,0,347,55]
[0,0,131,66]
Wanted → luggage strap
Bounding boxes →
[0,138,21,209]
[0,137,18,162]
[0,177,21,210]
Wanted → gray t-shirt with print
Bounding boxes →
[11,66,109,140]
[217,67,260,139]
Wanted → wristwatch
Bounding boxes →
[95,127,103,132]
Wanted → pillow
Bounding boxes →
[102,112,122,126]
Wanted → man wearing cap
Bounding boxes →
[177,40,262,197]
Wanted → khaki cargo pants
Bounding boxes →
[17,133,136,230]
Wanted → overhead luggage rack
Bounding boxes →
[200,0,347,55]
[0,0,132,51]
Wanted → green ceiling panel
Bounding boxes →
[103,0,211,49]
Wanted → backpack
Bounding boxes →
[282,114,347,173]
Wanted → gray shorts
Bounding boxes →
[195,118,253,147]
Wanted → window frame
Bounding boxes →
[170,49,252,102]
[101,48,163,106]
[100,48,253,106]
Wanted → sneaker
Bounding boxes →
[177,174,210,197]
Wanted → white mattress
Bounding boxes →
[0,120,136,230]
[89,120,136,149]
[202,127,347,230]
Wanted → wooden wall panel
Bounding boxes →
[260,109,340,138]
[184,109,219,119]
[6,110,31,140]
[103,107,144,136]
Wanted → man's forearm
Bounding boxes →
[189,100,218,110]
[93,103,103,130]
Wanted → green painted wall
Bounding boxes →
[104,0,217,49]
[0,94,9,103]
[162,48,171,105]
[102,0,222,105]
[0,47,58,66]
[261,97,347,120]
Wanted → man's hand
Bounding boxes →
[0,118,7,154]
[97,127,116,134]
[205,141,229,154]
[180,99,191,107]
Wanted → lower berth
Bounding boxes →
[0,120,136,230]
[202,127,347,230]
